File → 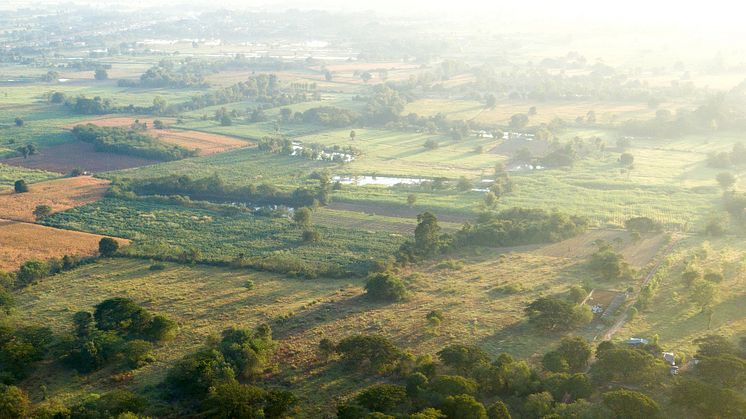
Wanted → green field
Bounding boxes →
[42,198,404,275]
[0,163,60,188]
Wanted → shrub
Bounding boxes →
[0,385,30,418]
[99,237,119,257]
[336,334,401,373]
[364,272,407,302]
[13,180,28,193]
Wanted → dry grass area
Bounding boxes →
[67,116,251,156]
[0,176,109,222]
[537,229,669,268]
[0,220,128,271]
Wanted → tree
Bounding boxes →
[350,130,356,141]
[0,385,30,419]
[523,391,553,419]
[361,71,372,83]
[430,375,479,398]
[16,260,48,285]
[509,114,529,130]
[99,237,119,257]
[487,400,511,419]
[153,119,165,129]
[336,334,401,373]
[293,207,312,227]
[414,212,441,256]
[94,68,108,80]
[437,344,489,374]
[218,326,275,379]
[355,384,408,414]
[619,153,634,166]
[33,204,52,221]
[484,192,498,208]
[14,180,28,193]
[624,216,661,234]
[716,172,736,191]
[691,280,719,311]
[167,349,236,398]
[525,297,591,331]
[554,337,592,372]
[280,108,292,123]
[441,394,487,419]
[365,272,407,302]
[602,389,661,419]
[485,94,497,109]
[0,287,14,315]
[407,193,417,207]
[204,381,265,418]
[671,378,746,418]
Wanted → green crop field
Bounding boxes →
[42,198,404,275]
[0,163,60,188]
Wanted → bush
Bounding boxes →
[302,230,321,243]
[13,180,28,193]
[167,348,236,398]
[336,334,401,373]
[218,326,275,379]
[99,237,120,257]
[0,385,30,418]
[364,272,408,302]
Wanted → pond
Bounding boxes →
[332,175,425,186]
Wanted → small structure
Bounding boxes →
[591,304,604,314]
[663,352,676,365]
[624,337,649,346]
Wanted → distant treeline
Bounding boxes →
[71,124,196,161]
[113,173,329,208]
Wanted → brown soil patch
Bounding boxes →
[0,220,128,271]
[0,176,109,222]
[152,129,248,156]
[3,141,158,173]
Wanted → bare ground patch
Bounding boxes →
[3,141,158,173]
[0,220,128,271]
[0,176,109,222]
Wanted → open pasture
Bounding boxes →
[0,219,128,271]
[296,128,500,177]
[0,176,109,222]
[404,98,683,125]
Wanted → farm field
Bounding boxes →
[0,219,128,271]
[107,146,333,188]
[68,115,252,156]
[4,141,159,173]
[42,198,405,275]
[0,175,109,221]
[296,128,499,177]
[0,163,59,189]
